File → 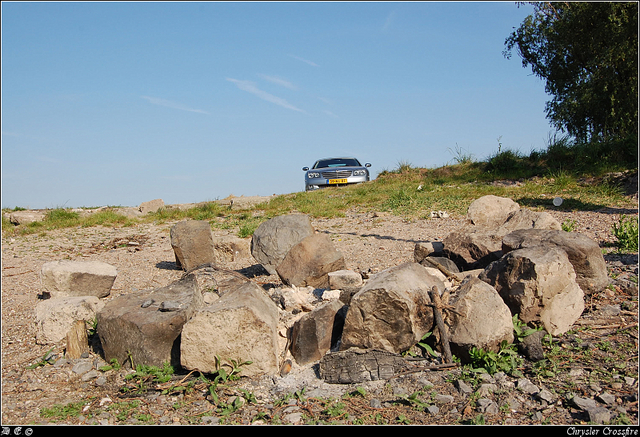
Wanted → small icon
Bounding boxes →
[13,428,21,436]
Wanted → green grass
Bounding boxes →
[3,137,637,239]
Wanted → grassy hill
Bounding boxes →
[3,137,638,240]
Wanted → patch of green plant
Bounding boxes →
[99,358,122,372]
[40,400,89,422]
[322,400,348,419]
[512,315,543,343]
[82,209,133,227]
[612,215,639,252]
[122,362,174,393]
[562,219,576,232]
[414,331,438,358]
[200,356,253,413]
[108,400,141,422]
[399,390,432,410]
[468,341,523,376]
[26,347,56,369]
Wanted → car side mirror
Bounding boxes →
[365,163,371,167]
[302,167,309,171]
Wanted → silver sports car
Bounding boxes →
[303,157,371,191]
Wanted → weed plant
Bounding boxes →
[612,215,639,252]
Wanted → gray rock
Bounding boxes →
[250,214,315,275]
[597,392,617,405]
[502,228,609,294]
[467,195,520,228]
[170,220,217,271]
[455,379,473,395]
[290,300,348,365]
[180,281,280,377]
[97,273,204,368]
[477,383,497,397]
[9,210,46,225]
[571,395,598,410]
[370,398,382,409]
[35,296,105,345]
[328,269,363,290]
[72,359,93,375]
[40,260,117,298]
[481,246,585,336]
[340,262,442,354]
[477,398,499,414]
[276,233,346,289]
[518,330,546,361]
[81,370,100,382]
[139,199,164,214]
[517,378,540,395]
[435,394,454,404]
[587,407,612,424]
[426,405,440,415]
[447,277,514,363]
[536,389,557,404]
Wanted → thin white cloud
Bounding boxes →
[289,54,319,67]
[141,96,210,114]
[226,78,306,113]
[258,74,298,90]
[322,110,339,118]
[382,10,396,32]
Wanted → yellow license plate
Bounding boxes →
[328,179,348,184]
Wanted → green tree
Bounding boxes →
[504,2,638,143]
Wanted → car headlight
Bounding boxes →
[307,172,321,179]
[353,169,367,176]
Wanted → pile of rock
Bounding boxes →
[33,195,608,385]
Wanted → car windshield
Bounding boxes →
[313,158,361,169]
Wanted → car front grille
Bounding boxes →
[321,170,352,179]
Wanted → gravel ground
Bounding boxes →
[1,203,638,426]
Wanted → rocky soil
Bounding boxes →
[1,204,638,426]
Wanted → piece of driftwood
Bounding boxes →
[319,348,409,384]
[319,348,459,384]
[66,320,89,359]
[429,287,453,364]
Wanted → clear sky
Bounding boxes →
[1,1,554,210]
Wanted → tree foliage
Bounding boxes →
[504,2,638,143]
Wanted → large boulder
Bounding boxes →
[340,262,444,354]
[328,269,363,290]
[290,299,348,365]
[442,196,562,271]
[40,260,117,298]
[139,199,164,214]
[442,230,503,271]
[501,228,608,294]
[170,220,217,271]
[97,273,204,368]
[180,281,280,377]
[467,195,520,227]
[480,246,585,336]
[35,296,105,345]
[446,277,514,363]
[250,214,315,275]
[9,210,46,225]
[276,233,346,288]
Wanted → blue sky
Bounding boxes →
[1,1,554,210]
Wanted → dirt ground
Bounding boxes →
[1,204,638,426]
